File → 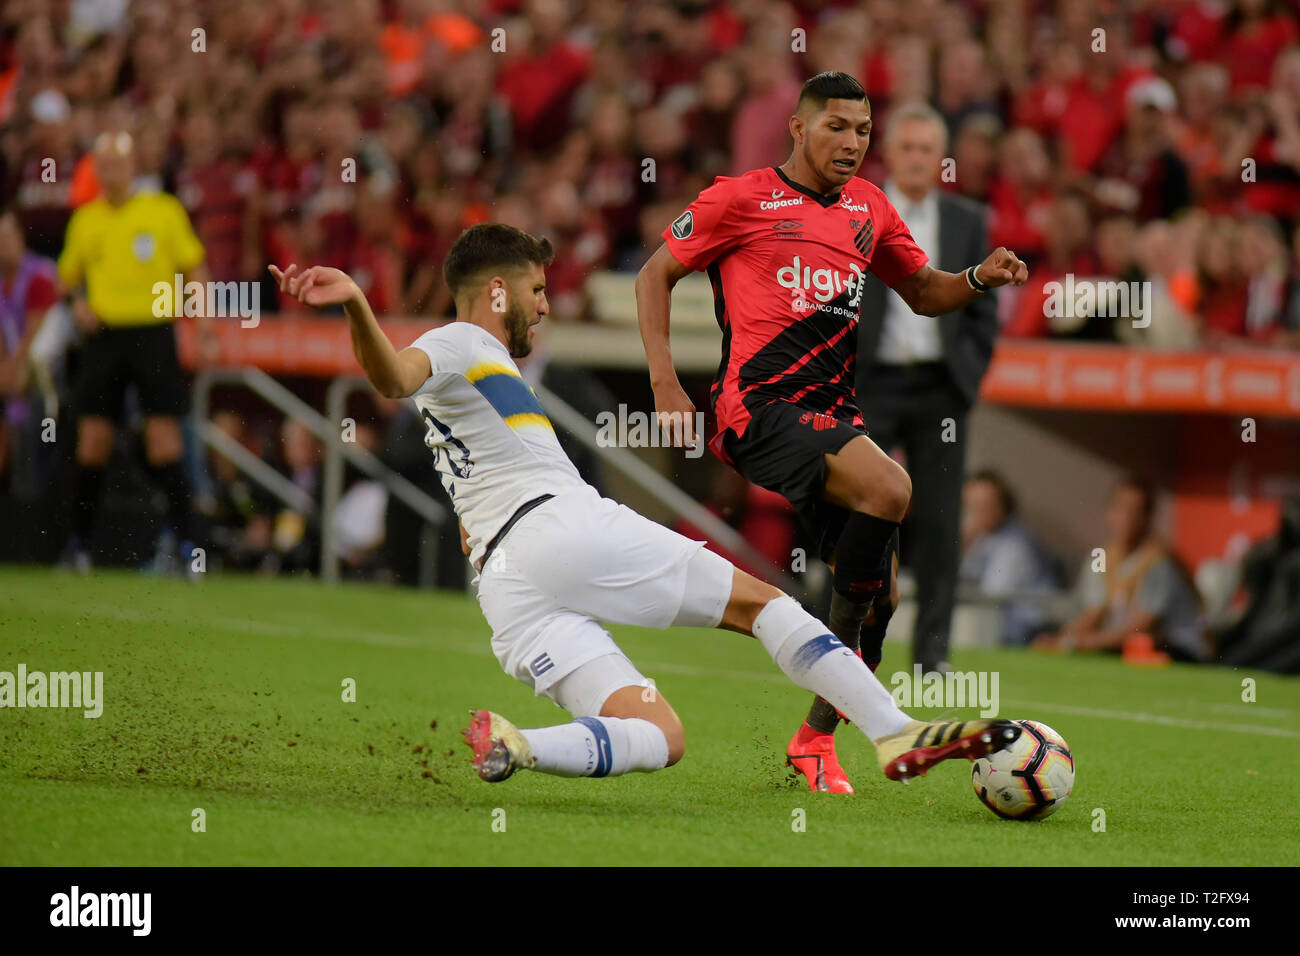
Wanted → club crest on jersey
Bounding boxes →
[853,217,875,258]
[132,232,156,263]
[671,210,693,239]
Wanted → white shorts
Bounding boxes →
[475,484,733,706]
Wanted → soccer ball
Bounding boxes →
[971,720,1074,820]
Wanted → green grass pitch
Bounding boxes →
[2,566,1297,866]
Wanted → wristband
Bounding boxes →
[965,265,991,293]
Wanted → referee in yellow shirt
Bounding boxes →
[57,131,216,572]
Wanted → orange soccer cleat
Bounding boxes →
[786,722,855,794]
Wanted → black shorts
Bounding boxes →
[723,401,863,563]
[75,322,189,420]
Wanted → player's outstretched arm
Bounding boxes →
[890,246,1028,317]
[268,264,430,398]
[634,243,697,444]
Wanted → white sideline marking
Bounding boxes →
[1004,699,1300,741]
[41,603,1300,741]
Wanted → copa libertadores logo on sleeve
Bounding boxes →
[671,210,693,240]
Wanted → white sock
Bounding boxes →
[752,596,912,740]
[521,716,669,777]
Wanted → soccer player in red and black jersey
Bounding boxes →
[636,72,1028,793]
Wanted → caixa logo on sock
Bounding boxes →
[776,256,865,305]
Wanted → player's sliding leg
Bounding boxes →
[465,654,682,782]
[720,562,1019,783]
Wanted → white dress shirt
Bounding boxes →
[876,182,943,364]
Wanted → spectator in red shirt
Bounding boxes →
[1198,216,1250,340]
[947,111,1002,203]
[495,0,590,152]
[1004,191,1099,338]
[1092,77,1193,223]
[988,127,1054,267]
[582,93,641,261]
[1218,0,1299,92]
[5,89,78,260]
[176,110,262,283]
[684,58,742,181]
[1236,214,1290,341]
[730,41,801,176]
[1058,18,1153,173]
[348,178,404,317]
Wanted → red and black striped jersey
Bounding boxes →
[663,165,928,463]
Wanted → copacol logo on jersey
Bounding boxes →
[596,404,706,459]
[50,886,151,936]
[777,256,865,306]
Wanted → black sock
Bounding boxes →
[148,461,194,543]
[805,591,871,734]
[74,465,106,544]
[860,597,896,672]
[861,528,899,670]
[832,512,899,602]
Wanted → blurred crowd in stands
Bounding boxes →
[2,0,1299,669]
[3,0,1300,342]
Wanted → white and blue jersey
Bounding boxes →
[407,322,586,570]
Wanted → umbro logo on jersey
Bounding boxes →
[773,219,802,235]
[799,411,838,431]
[671,210,693,239]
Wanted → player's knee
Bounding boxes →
[733,587,780,639]
[725,572,785,634]
[843,461,910,520]
[660,715,686,766]
[143,419,183,466]
[861,464,910,519]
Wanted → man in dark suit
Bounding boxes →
[856,102,999,673]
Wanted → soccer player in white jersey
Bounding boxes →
[268,224,1020,787]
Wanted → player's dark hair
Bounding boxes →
[796,71,868,114]
[442,223,555,300]
[969,469,1018,517]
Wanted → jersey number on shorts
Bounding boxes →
[421,409,473,481]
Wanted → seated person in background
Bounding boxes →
[1035,475,1209,662]
[959,469,1059,645]
[201,409,276,571]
